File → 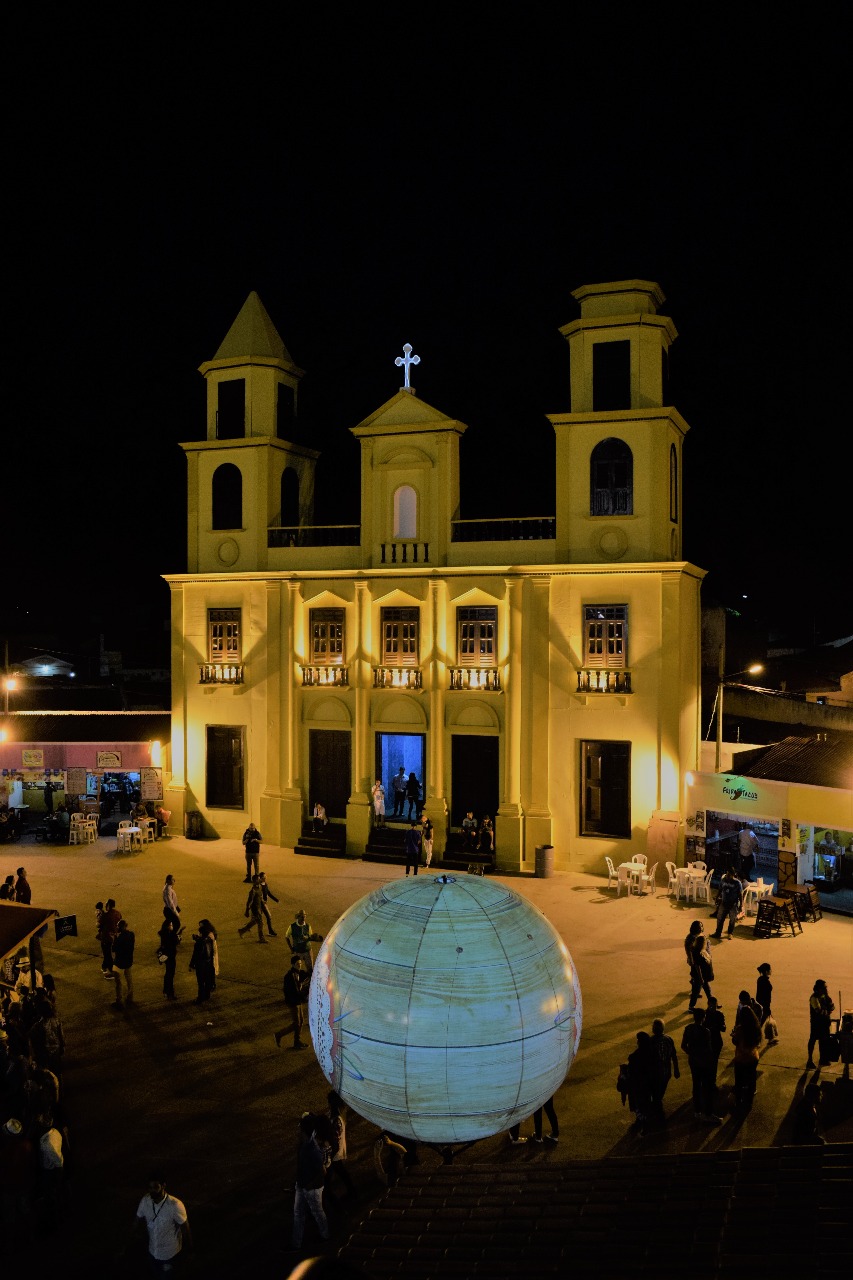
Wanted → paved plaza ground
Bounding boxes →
[5,830,852,1275]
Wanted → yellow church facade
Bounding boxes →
[165,279,705,872]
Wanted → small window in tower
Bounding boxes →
[590,439,633,516]
[212,463,243,530]
[216,379,245,439]
[661,347,670,405]
[393,485,417,539]
[280,468,299,529]
[311,608,345,665]
[277,384,295,438]
[382,607,419,667]
[669,444,678,523]
[457,607,497,667]
[209,609,242,663]
[592,340,630,411]
[584,605,628,669]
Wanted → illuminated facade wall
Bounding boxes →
[165,282,705,872]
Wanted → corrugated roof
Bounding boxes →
[731,735,853,788]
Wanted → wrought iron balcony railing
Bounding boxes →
[576,668,632,694]
[449,668,501,691]
[301,665,350,687]
[199,663,244,685]
[373,667,423,690]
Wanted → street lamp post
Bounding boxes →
[715,657,764,772]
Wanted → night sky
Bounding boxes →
[6,12,849,652]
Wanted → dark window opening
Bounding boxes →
[669,444,678,523]
[277,384,295,438]
[206,725,245,809]
[593,340,630,411]
[581,740,631,838]
[281,468,299,527]
[212,463,242,530]
[216,379,245,439]
[590,438,633,516]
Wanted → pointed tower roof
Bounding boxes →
[213,291,295,364]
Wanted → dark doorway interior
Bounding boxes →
[376,733,425,820]
[309,729,351,820]
[451,735,499,828]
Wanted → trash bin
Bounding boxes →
[535,844,554,878]
[185,810,202,840]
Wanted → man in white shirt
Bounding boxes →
[136,1175,192,1270]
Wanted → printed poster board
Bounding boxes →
[140,767,163,802]
[22,749,44,768]
[97,751,122,769]
[66,768,87,796]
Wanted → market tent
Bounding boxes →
[0,901,59,968]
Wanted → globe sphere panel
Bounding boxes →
[308,875,582,1143]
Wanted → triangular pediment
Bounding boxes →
[213,291,296,365]
[351,390,467,438]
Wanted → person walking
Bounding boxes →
[404,820,421,876]
[421,815,434,868]
[135,1174,192,1273]
[405,771,421,821]
[285,908,323,973]
[14,866,31,904]
[704,996,727,1103]
[112,919,135,1009]
[391,766,407,819]
[257,872,279,936]
[200,919,219,991]
[756,963,773,1028]
[189,921,216,1003]
[807,979,835,1068]
[530,1095,560,1143]
[162,875,183,935]
[275,954,309,1050]
[648,1018,680,1123]
[626,1031,655,1136]
[238,875,268,943]
[99,898,122,979]
[242,822,262,881]
[685,919,714,1009]
[291,1113,330,1250]
[712,867,743,939]
[158,912,180,1000]
[681,1008,721,1122]
[372,779,386,827]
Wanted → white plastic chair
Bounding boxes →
[116,828,134,853]
[616,864,632,897]
[693,869,714,905]
[665,861,678,895]
[634,853,648,867]
[139,819,155,846]
[691,861,707,872]
[605,856,618,891]
[640,862,658,895]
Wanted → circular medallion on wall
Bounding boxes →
[595,526,628,560]
[216,538,240,567]
[670,527,679,559]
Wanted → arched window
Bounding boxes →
[393,485,417,539]
[590,438,632,516]
[281,467,299,529]
[212,463,242,530]
[669,444,678,522]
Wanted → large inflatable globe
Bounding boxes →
[307,874,582,1143]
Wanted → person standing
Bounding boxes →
[756,963,773,1028]
[285,909,322,974]
[99,898,123,979]
[681,1008,720,1122]
[0,873,15,900]
[242,822,262,881]
[807,979,835,1068]
[685,920,713,1010]
[162,875,183,935]
[712,867,743,939]
[14,866,31,904]
[112,919,135,1009]
[158,913,179,1001]
[404,821,421,876]
[275,954,309,1050]
[704,996,726,1100]
[738,825,759,880]
[391,766,407,819]
[626,1031,655,1135]
[189,921,216,1003]
[421,815,434,868]
[238,875,268,943]
[43,780,55,815]
[135,1174,192,1273]
[372,779,386,827]
[648,1018,680,1122]
[731,1006,762,1113]
[292,1113,330,1250]
[257,872,279,936]
[405,771,421,821]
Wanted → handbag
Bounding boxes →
[763,1016,779,1041]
